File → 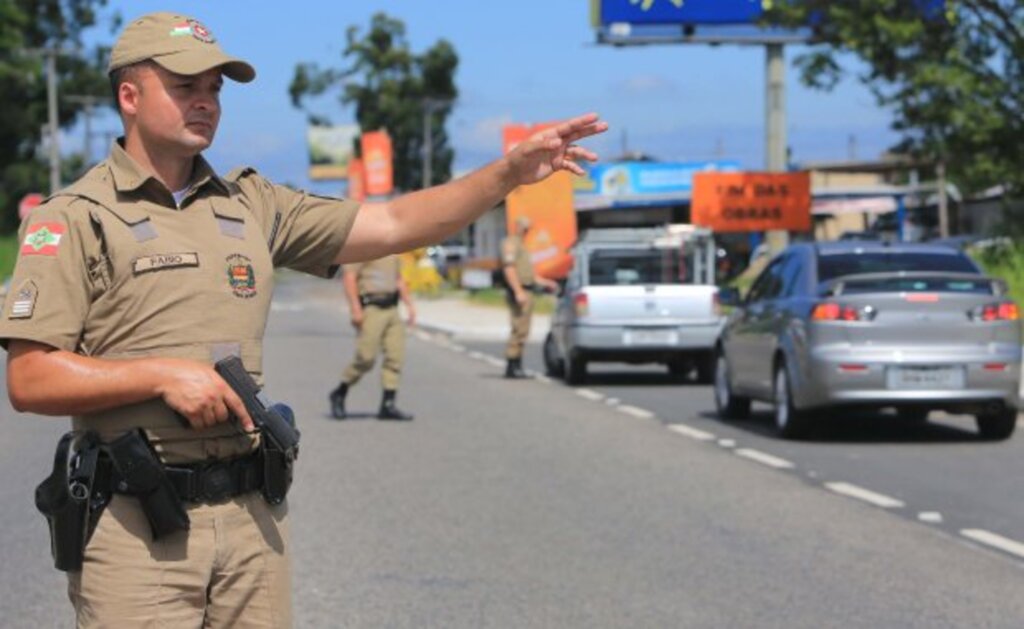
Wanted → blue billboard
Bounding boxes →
[594,0,766,26]
[575,160,740,199]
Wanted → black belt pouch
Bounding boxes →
[35,431,100,571]
[105,429,190,539]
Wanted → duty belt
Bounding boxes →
[111,452,264,503]
[359,291,399,308]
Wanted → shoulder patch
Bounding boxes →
[8,280,38,319]
[21,222,66,257]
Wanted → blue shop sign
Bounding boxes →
[577,161,740,197]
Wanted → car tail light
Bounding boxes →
[811,302,876,322]
[573,292,589,317]
[969,302,1019,322]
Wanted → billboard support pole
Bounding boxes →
[764,42,789,253]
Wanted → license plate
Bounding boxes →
[623,329,678,346]
[886,366,965,390]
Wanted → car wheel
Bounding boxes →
[565,352,587,386]
[543,333,564,377]
[975,408,1018,441]
[694,352,715,385]
[773,361,810,439]
[714,350,750,420]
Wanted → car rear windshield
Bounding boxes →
[841,277,995,295]
[588,248,693,285]
[818,252,978,282]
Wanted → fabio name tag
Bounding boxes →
[132,252,200,275]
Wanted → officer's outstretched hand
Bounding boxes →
[156,360,255,432]
[505,113,608,186]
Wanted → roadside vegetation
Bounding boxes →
[972,242,1024,310]
[1,234,16,282]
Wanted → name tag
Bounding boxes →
[132,252,200,275]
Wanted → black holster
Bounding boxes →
[35,431,106,572]
[261,403,297,505]
[105,429,190,539]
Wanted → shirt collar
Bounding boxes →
[107,139,230,197]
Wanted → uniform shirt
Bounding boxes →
[501,234,534,286]
[347,255,401,295]
[0,141,359,463]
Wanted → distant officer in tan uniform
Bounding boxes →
[501,216,558,378]
[0,11,606,628]
[329,254,415,420]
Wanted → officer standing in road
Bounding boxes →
[0,11,605,628]
[330,254,415,420]
[501,216,559,378]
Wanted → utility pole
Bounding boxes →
[764,42,789,253]
[421,98,452,189]
[67,95,111,168]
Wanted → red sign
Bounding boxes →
[691,172,811,232]
[18,193,44,221]
[348,158,366,202]
[361,131,394,196]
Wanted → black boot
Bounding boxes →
[505,358,527,379]
[329,383,349,419]
[378,390,413,420]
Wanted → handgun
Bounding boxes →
[214,356,300,459]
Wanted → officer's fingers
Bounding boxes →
[224,390,255,432]
[198,406,217,430]
[212,398,230,424]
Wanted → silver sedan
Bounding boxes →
[714,242,1021,440]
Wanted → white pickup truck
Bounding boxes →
[543,225,725,385]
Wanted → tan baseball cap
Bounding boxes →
[108,12,255,82]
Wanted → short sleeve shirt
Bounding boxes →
[0,141,360,462]
[346,255,401,295]
[501,235,534,285]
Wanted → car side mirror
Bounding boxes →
[718,287,742,307]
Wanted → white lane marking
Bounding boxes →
[483,356,505,368]
[717,439,736,448]
[825,482,905,509]
[575,388,604,401]
[414,330,431,342]
[667,424,716,441]
[533,375,553,385]
[918,512,944,524]
[270,302,307,312]
[961,529,1024,560]
[468,351,486,361]
[618,405,655,419]
[605,397,620,406]
[449,345,466,353]
[735,448,795,470]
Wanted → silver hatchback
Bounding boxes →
[714,242,1021,440]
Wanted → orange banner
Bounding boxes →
[347,158,366,202]
[691,171,811,232]
[503,124,577,280]
[361,130,394,196]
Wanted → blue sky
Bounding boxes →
[81,1,898,193]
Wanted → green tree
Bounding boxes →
[0,0,113,233]
[290,12,458,192]
[767,1,1024,200]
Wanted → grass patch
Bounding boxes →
[0,233,17,283]
[464,287,556,314]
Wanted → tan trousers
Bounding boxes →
[68,492,291,629]
[505,293,534,359]
[342,305,405,390]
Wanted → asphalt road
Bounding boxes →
[2,274,1023,628]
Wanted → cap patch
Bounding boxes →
[226,254,257,298]
[169,18,215,43]
[21,222,66,257]
[8,280,38,319]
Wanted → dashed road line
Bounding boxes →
[960,529,1024,560]
[918,512,943,524]
[575,388,605,402]
[717,439,736,448]
[667,424,716,441]
[533,374,553,385]
[735,448,795,470]
[467,351,486,361]
[825,482,905,509]
[483,356,505,368]
[618,405,655,419]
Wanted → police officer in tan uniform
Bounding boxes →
[501,216,558,378]
[329,254,415,420]
[0,11,606,627]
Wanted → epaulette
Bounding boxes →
[225,166,259,182]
